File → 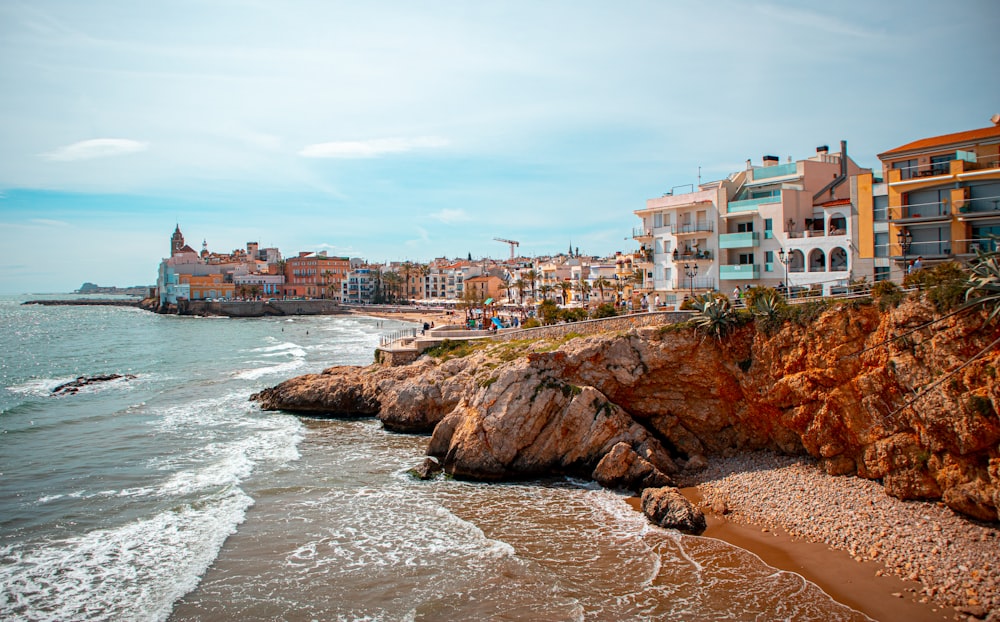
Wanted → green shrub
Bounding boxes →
[538,299,561,325]
[590,303,618,319]
[690,293,738,340]
[521,317,541,329]
[905,261,968,312]
[559,308,589,322]
[872,280,904,311]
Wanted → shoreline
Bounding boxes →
[670,452,998,621]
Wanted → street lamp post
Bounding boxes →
[899,228,913,282]
[778,248,792,295]
[683,263,697,297]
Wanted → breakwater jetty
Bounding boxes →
[23,299,144,308]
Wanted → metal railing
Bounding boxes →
[380,328,418,346]
[672,222,714,234]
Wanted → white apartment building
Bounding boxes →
[635,141,870,304]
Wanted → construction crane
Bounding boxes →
[494,237,520,260]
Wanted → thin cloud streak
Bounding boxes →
[299,137,449,159]
[42,139,149,162]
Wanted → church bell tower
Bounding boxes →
[171,225,185,256]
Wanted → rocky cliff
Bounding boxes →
[251,296,1000,522]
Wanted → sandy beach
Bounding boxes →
[675,453,999,622]
[343,305,458,327]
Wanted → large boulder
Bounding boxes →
[640,486,706,535]
[592,441,675,492]
[429,363,674,481]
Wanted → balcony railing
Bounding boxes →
[890,200,950,221]
[674,276,716,291]
[672,221,714,234]
[898,240,953,258]
[958,194,1000,217]
[719,232,760,248]
[632,227,653,238]
[671,250,712,261]
[728,195,781,213]
[957,238,999,254]
[752,162,797,181]
[720,264,761,280]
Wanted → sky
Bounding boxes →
[1,1,999,294]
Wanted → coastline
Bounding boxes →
[670,453,998,621]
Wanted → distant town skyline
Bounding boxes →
[1,1,999,294]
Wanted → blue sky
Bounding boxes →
[1,0,998,294]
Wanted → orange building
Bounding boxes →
[463,275,506,301]
[857,118,1000,281]
[283,252,350,299]
[179,273,235,300]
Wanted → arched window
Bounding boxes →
[786,249,805,273]
[829,247,848,271]
[809,249,826,272]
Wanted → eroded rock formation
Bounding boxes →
[252,297,1000,522]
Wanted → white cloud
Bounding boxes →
[42,139,149,162]
[299,136,448,159]
[428,209,470,224]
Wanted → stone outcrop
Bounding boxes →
[52,373,137,395]
[641,486,707,535]
[252,296,1000,522]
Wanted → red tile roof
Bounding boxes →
[879,125,1000,159]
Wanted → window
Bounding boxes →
[764,218,773,239]
[653,213,663,228]
[892,159,918,180]
[930,154,953,175]
[874,266,891,282]
[873,195,888,222]
[738,253,754,265]
[764,250,774,271]
[737,221,754,233]
[875,232,889,258]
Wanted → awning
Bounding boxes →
[484,298,494,304]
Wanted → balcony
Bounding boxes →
[720,264,761,280]
[632,227,653,240]
[672,221,714,235]
[728,195,781,213]
[957,194,1000,221]
[674,276,716,291]
[752,162,797,181]
[889,200,951,224]
[719,232,760,249]
[671,250,712,262]
[896,240,953,259]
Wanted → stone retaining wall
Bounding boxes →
[487,311,694,343]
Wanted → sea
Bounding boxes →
[0,295,871,621]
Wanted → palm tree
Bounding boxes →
[514,279,527,304]
[593,276,611,305]
[525,269,538,302]
[575,278,592,306]
[538,283,553,301]
[559,280,573,305]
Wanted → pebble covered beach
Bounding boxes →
[678,452,1000,620]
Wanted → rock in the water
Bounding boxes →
[51,374,137,395]
[640,486,707,535]
[592,441,674,492]
[410,456,443,480]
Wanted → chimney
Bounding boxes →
[762,155,779,167]
[816,145,829,155]
[992,113,1000,127]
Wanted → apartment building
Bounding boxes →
[857,119,1000,281]
[283,252,350,300]
[635,141,869,304]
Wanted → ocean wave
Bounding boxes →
[0,488,254,622]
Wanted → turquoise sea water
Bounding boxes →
[0,296,870,620]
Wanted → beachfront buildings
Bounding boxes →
[854,119,1000,281]
[283,252,350,300]
[634,142,869,306]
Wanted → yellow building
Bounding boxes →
[859,119,1000,281]
[179,273,235,300]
